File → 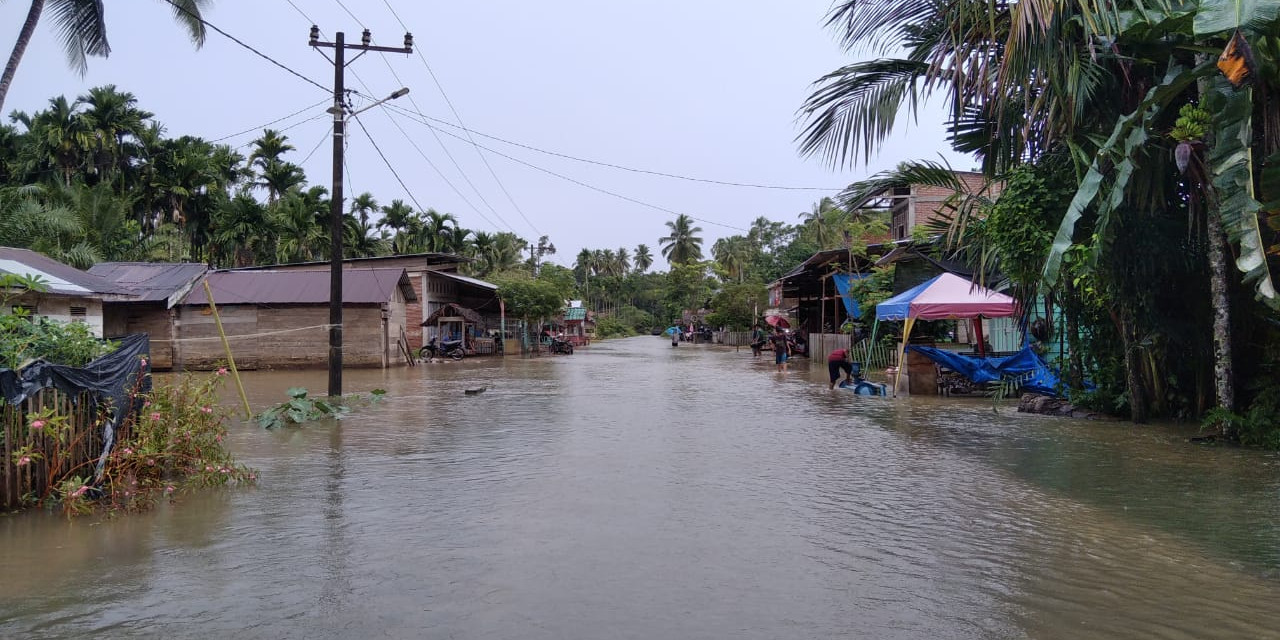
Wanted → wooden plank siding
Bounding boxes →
[174,304,390,370]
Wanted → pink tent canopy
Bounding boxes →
[875,272,1017,321]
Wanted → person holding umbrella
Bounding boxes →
[769,326,791,372]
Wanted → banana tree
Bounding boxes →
[1043,0,1280,425]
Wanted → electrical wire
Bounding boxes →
[331,0,364,26]
[207,99,329,143]
[367,59,508,231]
[383,107,748,232]
[159,0,329,94]
[379,0,543,237]
[299,124,333,165]
[281,10,503,231]
[349,114,428,214]
[381,103,846,192]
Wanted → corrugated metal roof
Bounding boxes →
[434,270,498,291]
[0,247,133,296]
[183,268,417,305]
[89,262,208,305]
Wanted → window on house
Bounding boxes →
[897,225,906,239]
[70,306,88,323]
[11,304,37,318]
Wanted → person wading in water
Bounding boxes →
[769,326,791,372]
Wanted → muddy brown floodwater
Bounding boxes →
[2,336,1280,639]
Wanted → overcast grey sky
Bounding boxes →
[2,0,969,268]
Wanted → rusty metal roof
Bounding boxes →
[183,268,417,305]
[0,247,133,296]
[89,262,208,306]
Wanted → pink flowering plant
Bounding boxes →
[87,372,255,515]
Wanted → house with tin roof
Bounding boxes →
[89,262,209,370]
[175,268,417,370]
[0,247,133,337]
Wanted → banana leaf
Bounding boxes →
[1043,62,1212,285]
[1205,78,1279,307]
[1194,0,1280,35]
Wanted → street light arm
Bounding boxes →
[348,87,410,118]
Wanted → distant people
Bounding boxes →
[828,348,855,389]
[750,324,766,358]
[671,327,680,348]
[769,327,791,372]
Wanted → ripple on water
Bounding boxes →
[2,337,1279,639]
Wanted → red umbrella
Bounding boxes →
[765,315,790,329]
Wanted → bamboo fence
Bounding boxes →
[1,390,103,509]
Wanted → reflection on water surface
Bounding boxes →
[2,337,1279,639]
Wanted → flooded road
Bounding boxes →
[3,336,1280,639]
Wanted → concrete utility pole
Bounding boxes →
[309,26,412,397]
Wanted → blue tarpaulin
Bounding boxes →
[831,273,870,319]
[905,345,1062,396]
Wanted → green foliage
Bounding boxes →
[494,272,571,322]
[704,282,766,330]
[0,295,116,370]
[594,316,633,338]
[255,387,387,429]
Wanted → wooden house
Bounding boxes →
[89,262,208,370]
[176,268,417,370]
[233,253,499,352]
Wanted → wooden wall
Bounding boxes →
[104,302,177,370]
[174,304,390,370]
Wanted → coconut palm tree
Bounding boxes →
[0,0,211,112]
[659,214,703,265]
[633,244,653,273]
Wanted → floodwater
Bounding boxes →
[2,337,1280,639]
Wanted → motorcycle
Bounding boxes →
[549,337,574,355]
[419,337,465,361]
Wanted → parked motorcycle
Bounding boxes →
[420,337,465,360]
[549,337,574,355]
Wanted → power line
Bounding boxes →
[331,0,364,26]
[349,114,428,214]
[283,12,504,232]
[380,0,542,237]
[383,107,748,232]
[207,99,329,143]
[300,124,333,165]
[159,0,329,94]
[365,60,508,231]
[383,103,847,192]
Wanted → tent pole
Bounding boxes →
[892,317,915,397]
[973,317,986,356]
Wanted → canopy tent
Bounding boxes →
[869,272,1019,396]
[876,272,1017,321]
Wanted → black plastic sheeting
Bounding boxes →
[0,334,151,479]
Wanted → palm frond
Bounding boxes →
[797,58,929,168]
[50,0,110,74]
[163,0,211,47]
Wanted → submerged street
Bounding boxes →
[3,337,1280,639]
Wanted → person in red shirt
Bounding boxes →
[828,348,855,389]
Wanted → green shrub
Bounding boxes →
[0,313,116,369]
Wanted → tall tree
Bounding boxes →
[659,214,704,265]
[633,244,653,273]
[0,0,211,112]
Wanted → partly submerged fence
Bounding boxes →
[808,333,898,371]
[1,391,104,508]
